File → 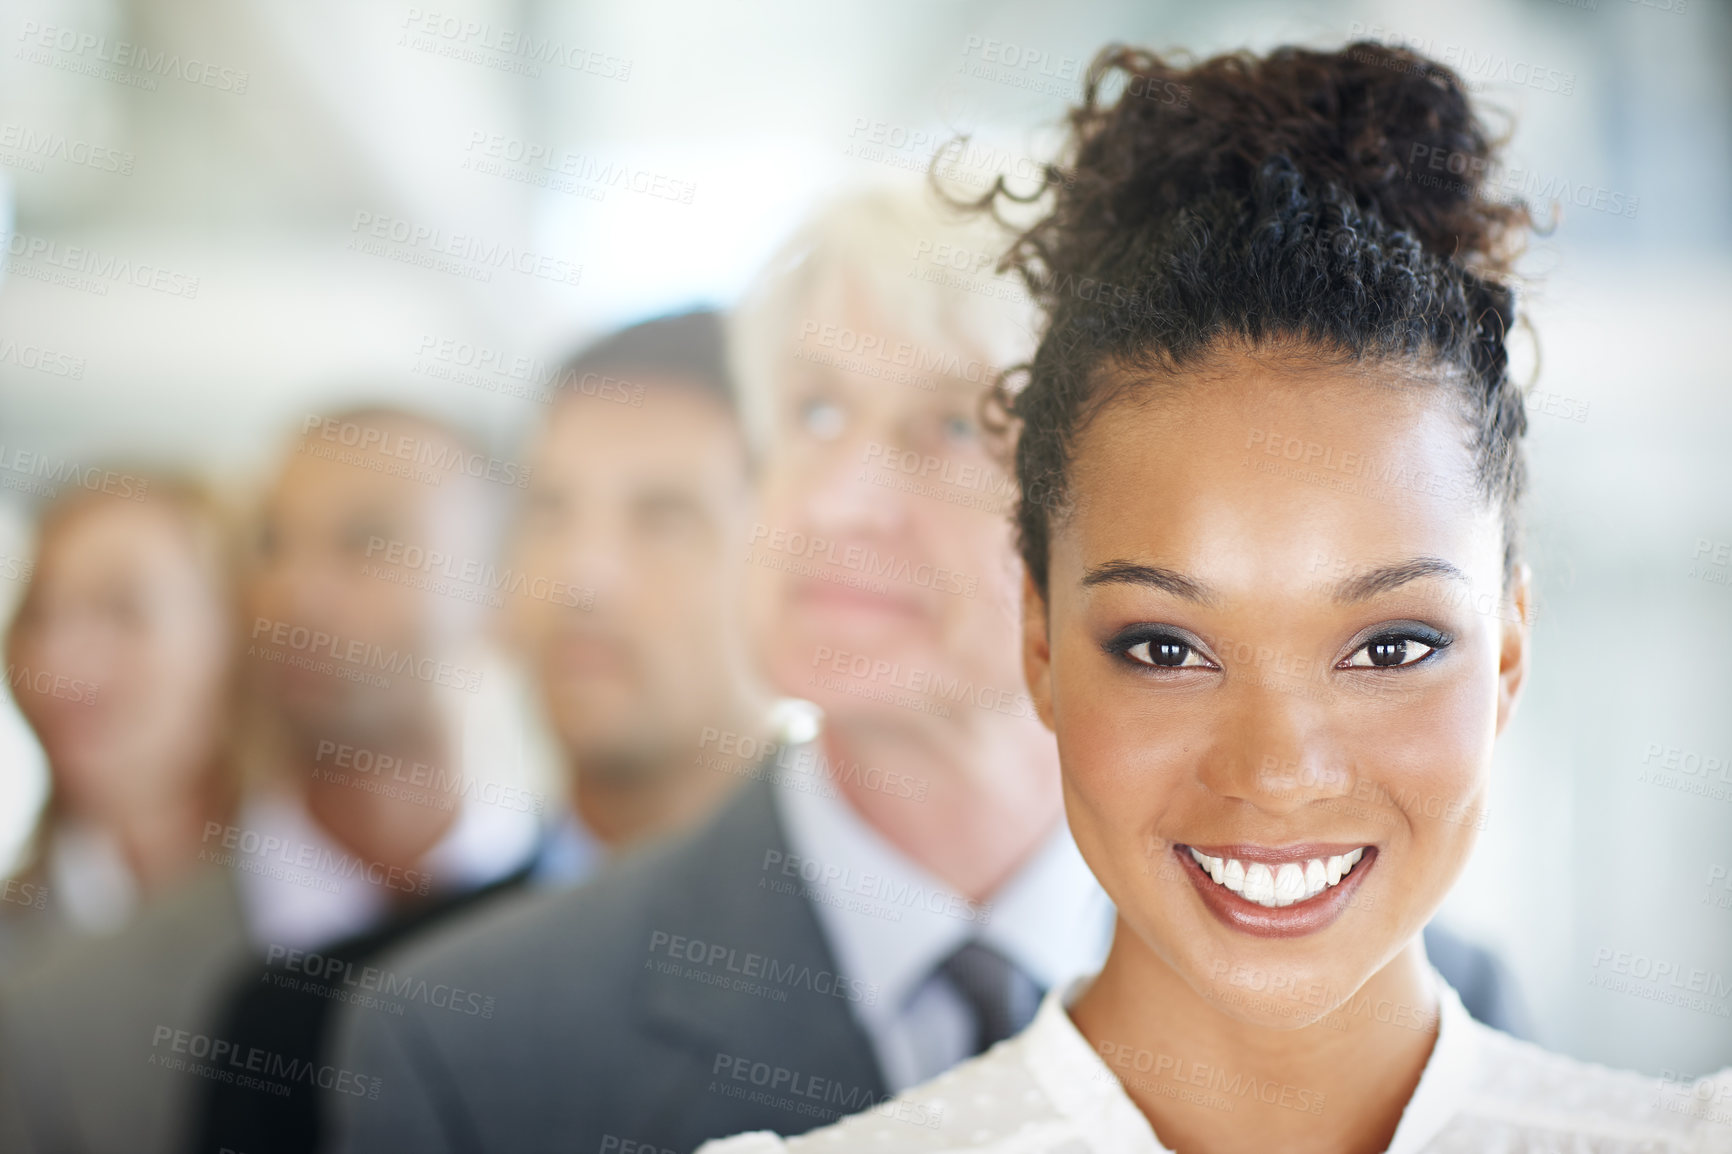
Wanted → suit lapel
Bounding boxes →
[630,776,888,1133]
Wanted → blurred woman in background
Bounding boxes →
[0,477,240,971]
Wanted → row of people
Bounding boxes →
[39,30,1732,1147]
[1,177,1535,1153]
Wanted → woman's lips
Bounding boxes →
[1174,842,1378,938]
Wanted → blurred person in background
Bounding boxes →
[0,407,539,1154]
[191,405,546,1154]
[0,478,241,974]
[505,310,772,882]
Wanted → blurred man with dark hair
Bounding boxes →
[510,311,771,870]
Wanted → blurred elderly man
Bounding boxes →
[0,407,539,1154]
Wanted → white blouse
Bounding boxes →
[698,967,1732,1153]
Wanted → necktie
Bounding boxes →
[937,939,1043,1055]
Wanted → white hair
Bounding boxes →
[727,180,1040,458]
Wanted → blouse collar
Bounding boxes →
[1020,963,1478,1152]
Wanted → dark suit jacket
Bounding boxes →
[329,777,1532,1154]
[193,861,537,1154]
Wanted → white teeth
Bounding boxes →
[1184,846,1370,909]
[1243,862,1275,902]
[1272,863,1305,905]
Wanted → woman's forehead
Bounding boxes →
[1057,364,1498,585]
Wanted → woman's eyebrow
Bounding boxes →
[1079,556,1470,606]
[1331,556,1469,603]
[1080,561,1217,605]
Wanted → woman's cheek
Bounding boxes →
[1396,663,1498,797]
[1346,666,1496,901]
[1055,667,1202,883]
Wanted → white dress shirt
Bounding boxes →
[774,777,1116,1094]
[45,818,140,934]
[702,965,1732,1153]
[230,787,542,953]
[527,811,604,888]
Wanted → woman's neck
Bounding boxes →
[1070,923,1439,1154]
[97,772,225,893]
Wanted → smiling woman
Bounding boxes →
[699,38,1732,1154]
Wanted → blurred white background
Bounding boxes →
[1,0,1728,1080]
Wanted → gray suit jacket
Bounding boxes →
[330,777,886,1154]
[0,866,252,1154]
[330,777,1535,1154]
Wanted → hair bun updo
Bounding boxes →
[964,41,1537,595]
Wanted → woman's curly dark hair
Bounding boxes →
[958,42,1535,597]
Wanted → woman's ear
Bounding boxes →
[1022,570,1056,731]
[1494,562,1533,736]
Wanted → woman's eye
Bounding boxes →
[1124,638,1210,668]
[1344,637,1437,668]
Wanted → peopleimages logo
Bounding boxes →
[746,524,979,599]
[808,645,1036,721]
[646,930,879,1006]
[347,211,582,288]
[761,849,993,925]
[363,535,590,608]
[710,1051,944,1130]
[795,320,1003,386]
[461,131,696,204]
[301,414,532,489]
[314,739,545,815]
[397,8,632,81]
[1,231,200,298]
[15,21,251,93]
[199,821,432,896]
[0,446,150,502]
[0,336,85,378]
[0,123,134,174]
[148,1026,379,1098]
[6,664,98,706]
[264,944,497,1018]
[248,616,484,694]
